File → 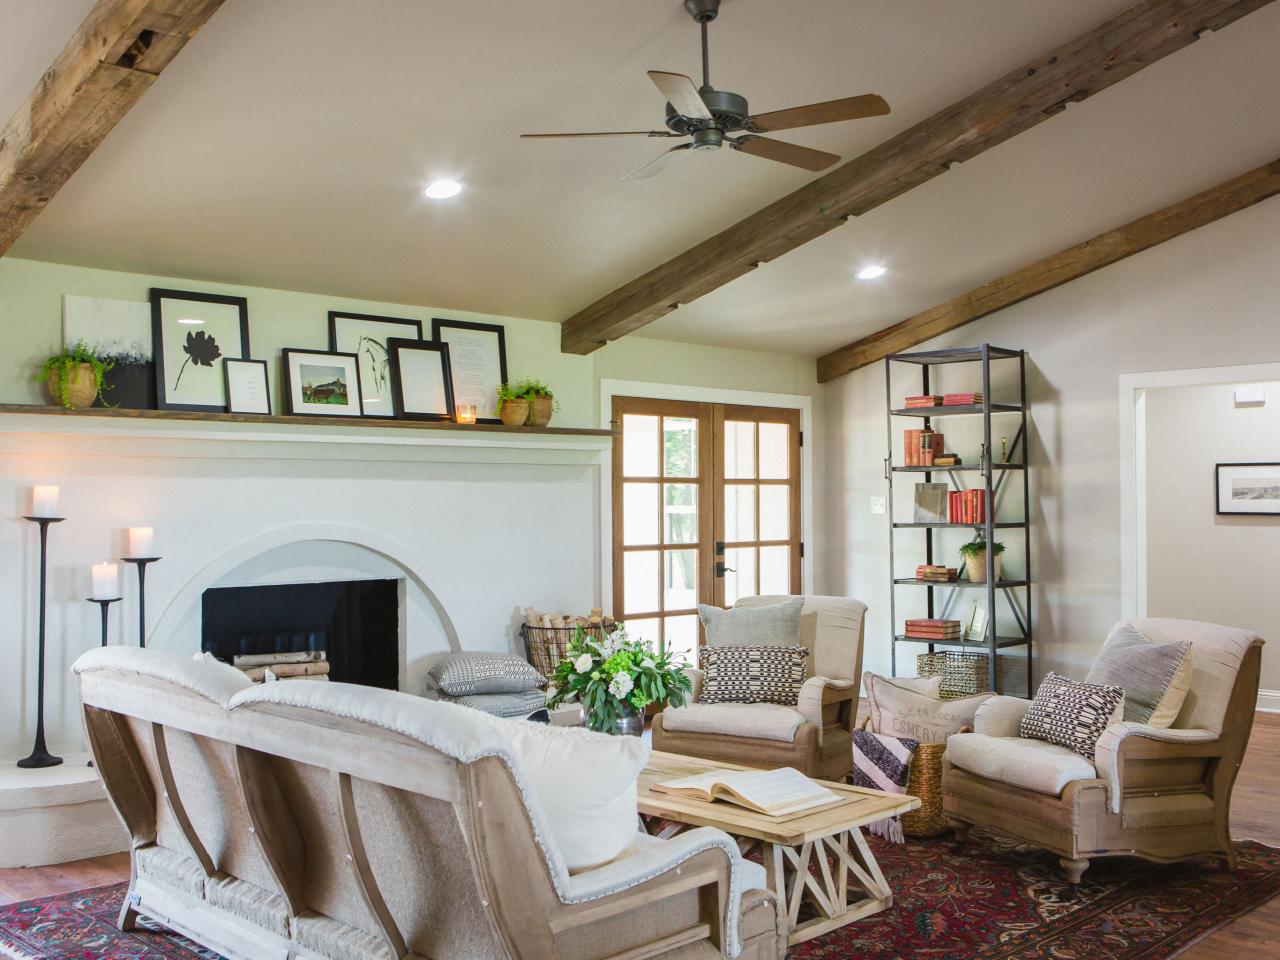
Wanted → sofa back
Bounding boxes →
[734,594,867,682]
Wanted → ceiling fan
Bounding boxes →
[521,0,889,181]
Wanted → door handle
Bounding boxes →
[716,562,736,577]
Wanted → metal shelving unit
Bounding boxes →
[884,344,1032,696]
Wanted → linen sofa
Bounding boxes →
[74,647,784,960]
[653,595,866,780]
[943,618,1263,885]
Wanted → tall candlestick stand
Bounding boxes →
[19,516,65,769]
[122,557,160,648]
[86,596,123,646]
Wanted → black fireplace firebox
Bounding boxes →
[201,579,399,690]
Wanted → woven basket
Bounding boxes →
[520,623,617,682]
[858,717,960,839]
[917,650,1000,700]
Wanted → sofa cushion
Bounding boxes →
[439,688,547,717]
[74,646,253,707]
[428,651,545,696]
[1085,622,1191,726]
[699,644,810,706]
[863,671,992,744]
[946,732,1098,796]
[699,598,804,648]
[662,702,807,742]
[1020,672,1125,760]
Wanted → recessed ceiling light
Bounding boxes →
[423,179,463,199]
[856,264,887,280]
[177,318,205,325]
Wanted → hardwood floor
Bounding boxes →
[2,714,1277,956]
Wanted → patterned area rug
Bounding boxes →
[1,831,1277,960]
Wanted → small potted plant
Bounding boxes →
[518,378,558,427]
[37,341,113,410]
[497,382,529,426]
[959,538,1005,583]
[547,627,693,735]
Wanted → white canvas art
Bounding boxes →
[62,296,151,359]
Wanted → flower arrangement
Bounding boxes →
[546,626,693,734]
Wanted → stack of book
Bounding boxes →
[903,428,946,466]
[233,650,331,683]
[943,392,983,406]
[904,394,943,409]
[947,489,988,524]
[915,564,958,582]
[933,454,961,466]
[903,618,963,641]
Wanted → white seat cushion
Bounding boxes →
[662,702,805,742]
[946,732,1098,796]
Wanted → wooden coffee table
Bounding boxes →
[637,751,920,946]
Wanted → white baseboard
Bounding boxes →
[1258,689,1280,713]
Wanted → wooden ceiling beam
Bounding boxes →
[559,0,1276,355]
[816,158,1280,381]
[0,0,225,257]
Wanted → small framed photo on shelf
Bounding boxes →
[387,338,454,421]
[223,359,271,415]
[965,604,988,642]
[913,482,949,523]
[281,349,364,418]
[328,311,424,417]
[431,318,507,424]
[151,288,251,412]
[1215,462,1280,516]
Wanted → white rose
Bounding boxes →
[640,658,656,670]
[608,672,634,699]
[573,653,594,674]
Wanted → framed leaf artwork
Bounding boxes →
[151,288,251,412]
[328,311,423,417]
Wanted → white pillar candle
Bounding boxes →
[91,562,120,600]
[30,485,59,518]
[128,526,154,557]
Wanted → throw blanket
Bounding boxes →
[852,729,919,843]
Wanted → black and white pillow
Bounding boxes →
[852,729,920,843]
[428,652,545,697]
[1020,672,1125,760]
[698,645,810,706]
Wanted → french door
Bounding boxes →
[611,396,801,663]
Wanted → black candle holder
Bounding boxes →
[122,557,161,648]
[86,596,123,646]
[19,516,65,769]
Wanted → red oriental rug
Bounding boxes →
[2,830,1277,959]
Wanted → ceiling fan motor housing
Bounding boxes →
[664,88,749,134]
[684,0,720,23]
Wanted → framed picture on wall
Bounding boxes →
[387,338,454,421]
[281,348,364,418]
[223,359,272,415]
[431,318,507,424]
[328,311,423,417]
[151,288,251,411]
[1215,462,1280,516]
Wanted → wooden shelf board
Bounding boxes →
[890,403,1023,418]
[892,521,1025,529]
[891,464,1024,472]
[893,635,1029,650]
[893,578,1029,589]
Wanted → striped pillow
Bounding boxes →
[852,729,920,843]
[699,645,810,706]
[1020,672,1125,760]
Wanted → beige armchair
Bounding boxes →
[943,618,1264,885]
[653,595,866,780]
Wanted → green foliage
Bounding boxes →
[36,341,113,409]
[546,625,693,734]
[495,381,524,414]
[514,377,560,412]
[958,538,1005,558]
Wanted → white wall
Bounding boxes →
[1145,381,1280,698]
[821,196,1280,690]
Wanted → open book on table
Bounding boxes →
[652,766,841,817]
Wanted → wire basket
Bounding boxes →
[916,650,1000,700]
[521,623,618,682]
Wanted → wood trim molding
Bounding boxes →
[0,0,226,257]
[817,158,1280,381]
[559,0,1276,354]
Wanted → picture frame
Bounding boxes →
[280,348,364,418]
[328,311,423,417]
[431,318,507,424]
[63,295,155,409]
[913,482,949,524]
[386,338,454,421]
[1215,462,1280,516]
[965,604,988,643]
[151,288,251,412]
[223,358,272,415]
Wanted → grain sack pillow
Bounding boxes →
[699,644,810,706]
[1085,622,1191,727]
[428,651,545,696]
[863,672,992,744]
[698,598,805,648]
[1020,672,1125,760]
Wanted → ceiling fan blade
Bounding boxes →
[748,94,890,133]
[622,142,694,182]
[520,131,679,139]
[648,70,712,120]
[730,135,840,172]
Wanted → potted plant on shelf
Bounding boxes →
[519,378,558,427]
[546,626,692,735]
[959,538,1005,583]
[496,382,529,426]
[37,341,113,410]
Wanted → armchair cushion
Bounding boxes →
[1019,672,1125,760]
[973,695,1032,737]
[1093,722,1220,814]
[946,732,1098,796]
[699,598,805,648]
[661,702,807,742]
[1085,622,1191,726]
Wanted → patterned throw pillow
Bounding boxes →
[1020,672,1125,760]
[428,652,545,696]
[440,689,548,718]
[699,645,810,706]
[698,599,805,648]
[852,729,920,843]
[1085,622,1191,726]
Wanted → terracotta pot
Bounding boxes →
[527,395,554,427]
[47,362,99,409]
[499,398,530,426]
[964,551,1002,583]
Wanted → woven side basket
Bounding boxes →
[917,650,1001,700]
[859,718,964,839]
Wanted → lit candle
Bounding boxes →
[455,403,478,425]
[30,485,59,518]
[91,562,120,600]
[128,526,154,558]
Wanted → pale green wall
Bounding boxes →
[0,257,818,427]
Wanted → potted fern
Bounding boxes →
[37,342,112,410]
[496,382,529,426]
[959,538,1005,583]
[518,378,558,427]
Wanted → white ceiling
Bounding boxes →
[3,0,1279,359]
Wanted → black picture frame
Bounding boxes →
[151,288,251,412]
[222,358,272,416]
[328,311,424,418]
[1215,461,1280,516]
[280,348,365,418]
[431,318,508,424]
[386,337,455,421]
